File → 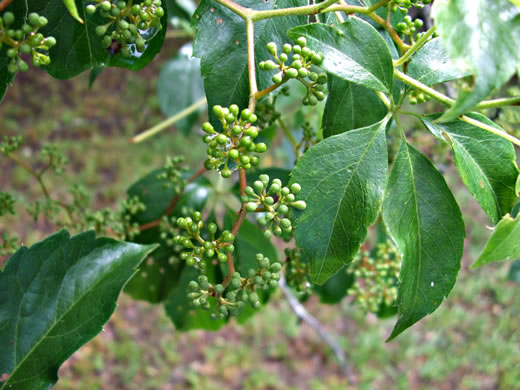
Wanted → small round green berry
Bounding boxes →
[317,73,328,84]
[278,204,289,214]
[264,60,278,70]
[290,183,301,194]
[221,169,232,178]
[283,43,292,54]
[231,277,242,288]
[253,180,264,193]
[95,25,107,36]
[309,95,318,106]
[296,37,307,47]
[218,253,227,263]
[264,196,274,206]
[102,35,112,48]
[186,256,196,266]
[18,60,28,72]
[22,23,31,34]
[228,149,239,160]
[213,105,224,118]
[270,262,282,272]
[281,187,290,196]
[292,200,307,210]
[269,183,280,193]
[286,194,295,202]
[279,53,288,63]
[264,230,272,239]
[225,113,235,123]
[280,218,291,229]
[248,114,257,123]
[247,202,258,212]
[272,73,283,84]
[286,68,298,78]
[309,72,318,81]
[298,68,308,78]
[273,226,282,236]
[292,44,301,54]
[216,134,228,145]
[244,186,255,197]
[45,37,57,48]
[259,174,269,185]
[202,122,214,134]
[266,41,277,56]
[241,108,252,120]
[301,47,311,58]
[20,44,31,54]
[255,143,267,153]
[240,155,250,165]
[86,4,97,14]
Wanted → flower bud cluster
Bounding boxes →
[240,174,306,239]
[259,37,328,106]
[171,211,235,270]
[87,0,164,56]
[186,253,282,319]
[0,12,56,73]
[396,15,424,36]
[202,104,267,176]
[392,0,431,14]
[285,248,312,298]
[0,135,22,155]
[346,241,401,313]
[157,156,187,193]
[0,192,16,217]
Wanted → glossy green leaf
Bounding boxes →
[322,75,388,137]
[124,168,211,303]
[158,44,205,136]
[432,0,520,121]
[30,1,166,79]
[288,18,394,93]
[62,0,83,23]
[314,266,354,304]
[192,0,306,124]
[422,113,519,224]
[290,118,389,284]
[0,230,156,390]
[383,141,465,340]
[407,38,472,85]
[472,214,520,268]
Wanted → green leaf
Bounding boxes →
[314,266,354,304]
[192,0,307,124]
[422,113,519,224]
[124,168,212,303]
[158,44,205,136]
[322,74,388,137]
[508,260,520,281]
[510,0,520,7]
[432,0,520,121]
[407,38,472,85]
[290,118,389,285]
[30,1,166,79]
[62,0,83,23]
[383,141,465,340]
[0,230,156,390]
[288,17,394,93]
[472,214,520,268]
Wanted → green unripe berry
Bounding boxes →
[273,226,282,236]
[283,43,292,54]
[225,113,235,123]
[218,253,227,263]
[266,41,277,56]
[309,95,318,106]
[270,262,282,272]
[255,143,267,153]
[315,91,325,101]
[265,212,274,221]
[248,114,257,123]
[241,108,252,120]
[272,72,283,84]
[291,60,302,69]
[245,126,258,139]
[100,1,111,11]
[296,37,307,47]
[301,47,311,58]
[86,4,97,14]
[298,68,308,78]
[22,23,32,34]
[95,25,107,36]
[292,200,307,210]
[309,72,318,81]
[246,202,258,212]
[110,7,121,16]
[281,187,290,196]
[3,11,14,26]
[245,186,255,197]
[18,60,28,72]
[228,149,239,160]
[280,218,291,229]
[286,68,298,78]
[216,134,228,145]
[286,194,295,202]
[264,230,272,239]
[259,174,270,185]
[186,256,196,266]
[20,44,31,54]
[264,196,274,206]
[213,105,224,118]
[264,60,278,70]
[229,104,239,116]
[290,183,301,194]
[102,36,113,48]
[221,169,232,178]
[269,280,278,288]
[292,44,301,54]
[45,36,56,48]
[311,53,324,66]
[240,155,250,165]
[188,280,199,290]
[119,20,129,30]
[231,125,241,136]
[269,183,280,193]
[278,204,289,214]
[279,53,288,63]
[317,73,328,84]
[202,122,214,134]
[253,180,264,193]
[240,136,252,147]
[205,248,215,258]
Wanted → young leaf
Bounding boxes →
[30,1,167,79]
[62,0,83,24]
[158,44,205,135]
[322,75,388,137]
[290,118,389,285]
[288,17,394,93]
[472,214,520,268]
[0,230,156,390]
[383,141,465,341]
[422,113,519,224]
[407,38,472,85]
[192,0,306,124]
[432,0,520,121]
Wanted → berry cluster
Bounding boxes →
[395,15,424,36]
[0,192,16,216]
[40,145,69,175]
[1,232,19,257]
[202,105,267,176]
[346,241,401,313]
[408,88,430,105]
[391,0,431,14]
[284,248,312,298]
[0,12,56,73]
[186,253,282,319]
[87,0,164,56]
[171,211,235,269]
[259,38,328,106]
[0,135,22,155]
[157,155,187,193]
[254,86,289,129]
[240,174,306,239]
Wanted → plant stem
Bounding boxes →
[376,91,392,109]
[138,166,207,231]
[394,69,455,107]
[0,0,13,12]
[215,0,250,19]
[475,96,520,110]
[460,115,520,147]
[165,30,194,39]
[131,97,207,143]
[246,17,258,112]
[367,12,410,53]
[255,81,285,101]
[252,0,341,21]
[278,118,299,156]
[394,26,435,67]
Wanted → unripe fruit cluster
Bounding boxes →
[395,15,424,36]
[408,89,430,105]
[87,0,164,56]
[391,0,431,14]
[346,241,401,314]
[202,104,267,176]
[0,192,16,217]
[186,253,282,319]
[284,248,312,298]
[157,155,187,193]
[0,12,56,73]
[0,135,23,155]
[171,211,235,270]
[259,37,328,106]
[240,174,306,239]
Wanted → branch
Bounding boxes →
[394,69,455,107]
[460,115,520,147]
[138,166,207,231]
[0,0,13,12]
[367,12,410,53]
[394,26,436,67]
[279,277,356,384]
[131,97,207,144]
[246,18,258,112]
